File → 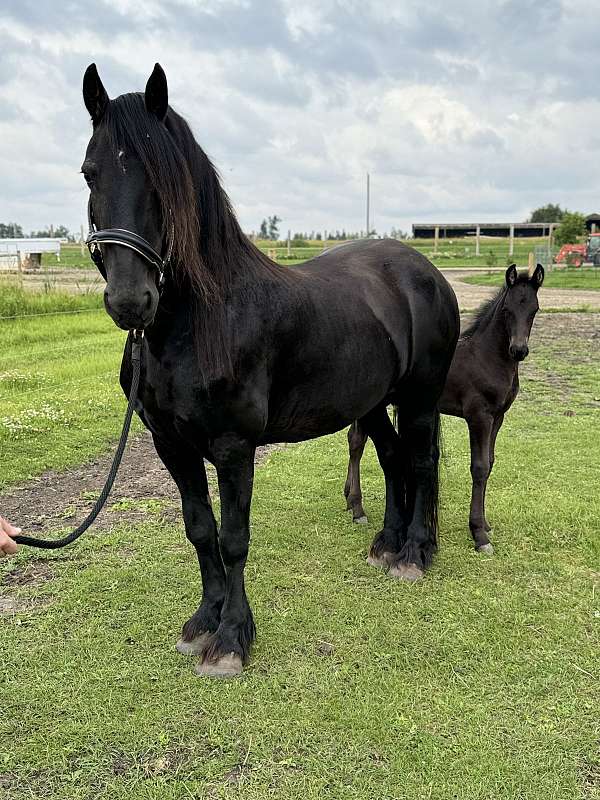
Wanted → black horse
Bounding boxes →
[81,63,459,677]
[344,264,544,555]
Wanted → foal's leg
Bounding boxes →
[152,437,225,654]
[359,405,405,570]
[343,421,369,523]
[483,413,504,535]
[466,413,494,553]
[388,408,440,582]
[196,434,256,678]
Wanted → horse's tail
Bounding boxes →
[425,408,441,556]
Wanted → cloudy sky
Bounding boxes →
[1,0,599,237]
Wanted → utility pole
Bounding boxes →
[366,172,370,238]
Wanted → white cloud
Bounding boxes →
[1,0,600,237]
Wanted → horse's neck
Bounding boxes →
[469,302,513,368]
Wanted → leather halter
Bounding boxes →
[86,197,174,290]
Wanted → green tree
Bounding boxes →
[554,211,586,247]
[528,204,564,223]
[0,222,23,237]
[268,215,281,241]
[259,219,268,238]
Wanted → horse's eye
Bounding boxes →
[82,171,95,188]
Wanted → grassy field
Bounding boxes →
[464,269,600,291]
[0,306,129,489]
[0,305,598,798]
[40,236,556,272]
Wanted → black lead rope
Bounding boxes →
[13,334,142,550]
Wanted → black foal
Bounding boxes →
[345,264,544,557]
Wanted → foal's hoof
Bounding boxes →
[353,515,369,525]
[366,551,393,570]
[477,543,494,555]
[388,562,424,582]
[176,633,211,656]
[194,652,243,678]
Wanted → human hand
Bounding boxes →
[0,516,21,557]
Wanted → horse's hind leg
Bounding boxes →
[387,407,441,582]
[344,421,369,524]
[358,405,405,569]
[153,437,226,656]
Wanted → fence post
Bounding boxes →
[509,224,514,257]
[528,252,534,274]
[475,225,481,257]
[434,226,439,255]
[287,229,291,257]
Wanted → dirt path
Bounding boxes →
[440,268,600,311]
[0,434,281,541]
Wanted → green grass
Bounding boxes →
[0,313,598,798]
[463,269,600,290]
[0,310,133,488]
[0,283,103,318]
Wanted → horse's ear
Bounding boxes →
[83,63,109,125]
[531,263,545,288]
[505,264,517,287]
[145,63,168,121]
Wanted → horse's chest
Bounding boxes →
[138,365,206,442]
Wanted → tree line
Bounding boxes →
[0,222,74,240]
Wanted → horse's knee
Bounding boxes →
[182,498,217,547]
[470,461,490,484]
[218,529,249,568]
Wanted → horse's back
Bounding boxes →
[295,239,459,378]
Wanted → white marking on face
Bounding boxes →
[118,149,127,173]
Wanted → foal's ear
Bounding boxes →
[83,63,109,125]
[505,264,517,287]
[530,263,545,288]
[145,63,168,121]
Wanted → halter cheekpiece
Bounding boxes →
[86,197,174,290]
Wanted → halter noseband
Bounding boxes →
[86,197,174,290]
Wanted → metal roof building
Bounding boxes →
[412,222,556,239]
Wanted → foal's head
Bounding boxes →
[81,63,199,331]
[502,264,544,361]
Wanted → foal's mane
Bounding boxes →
[102,92,282,377]
[461,271,531,339]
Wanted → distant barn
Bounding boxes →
[412,222,556,239]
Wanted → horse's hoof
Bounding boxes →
[477,543,494,555]
[366,552,390,570]
[176,633,211,656]
[388,562,424,582]
[194,652,243,678]
[353,515,369,525]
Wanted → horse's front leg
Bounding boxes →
[483,412,504,535]
[466,413,494,553]
[152,437,226,655]
[196,434,256,678]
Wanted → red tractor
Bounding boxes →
[554,234,600,267]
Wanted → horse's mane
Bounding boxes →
[102,93,281,377]
[461,270,531,339]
